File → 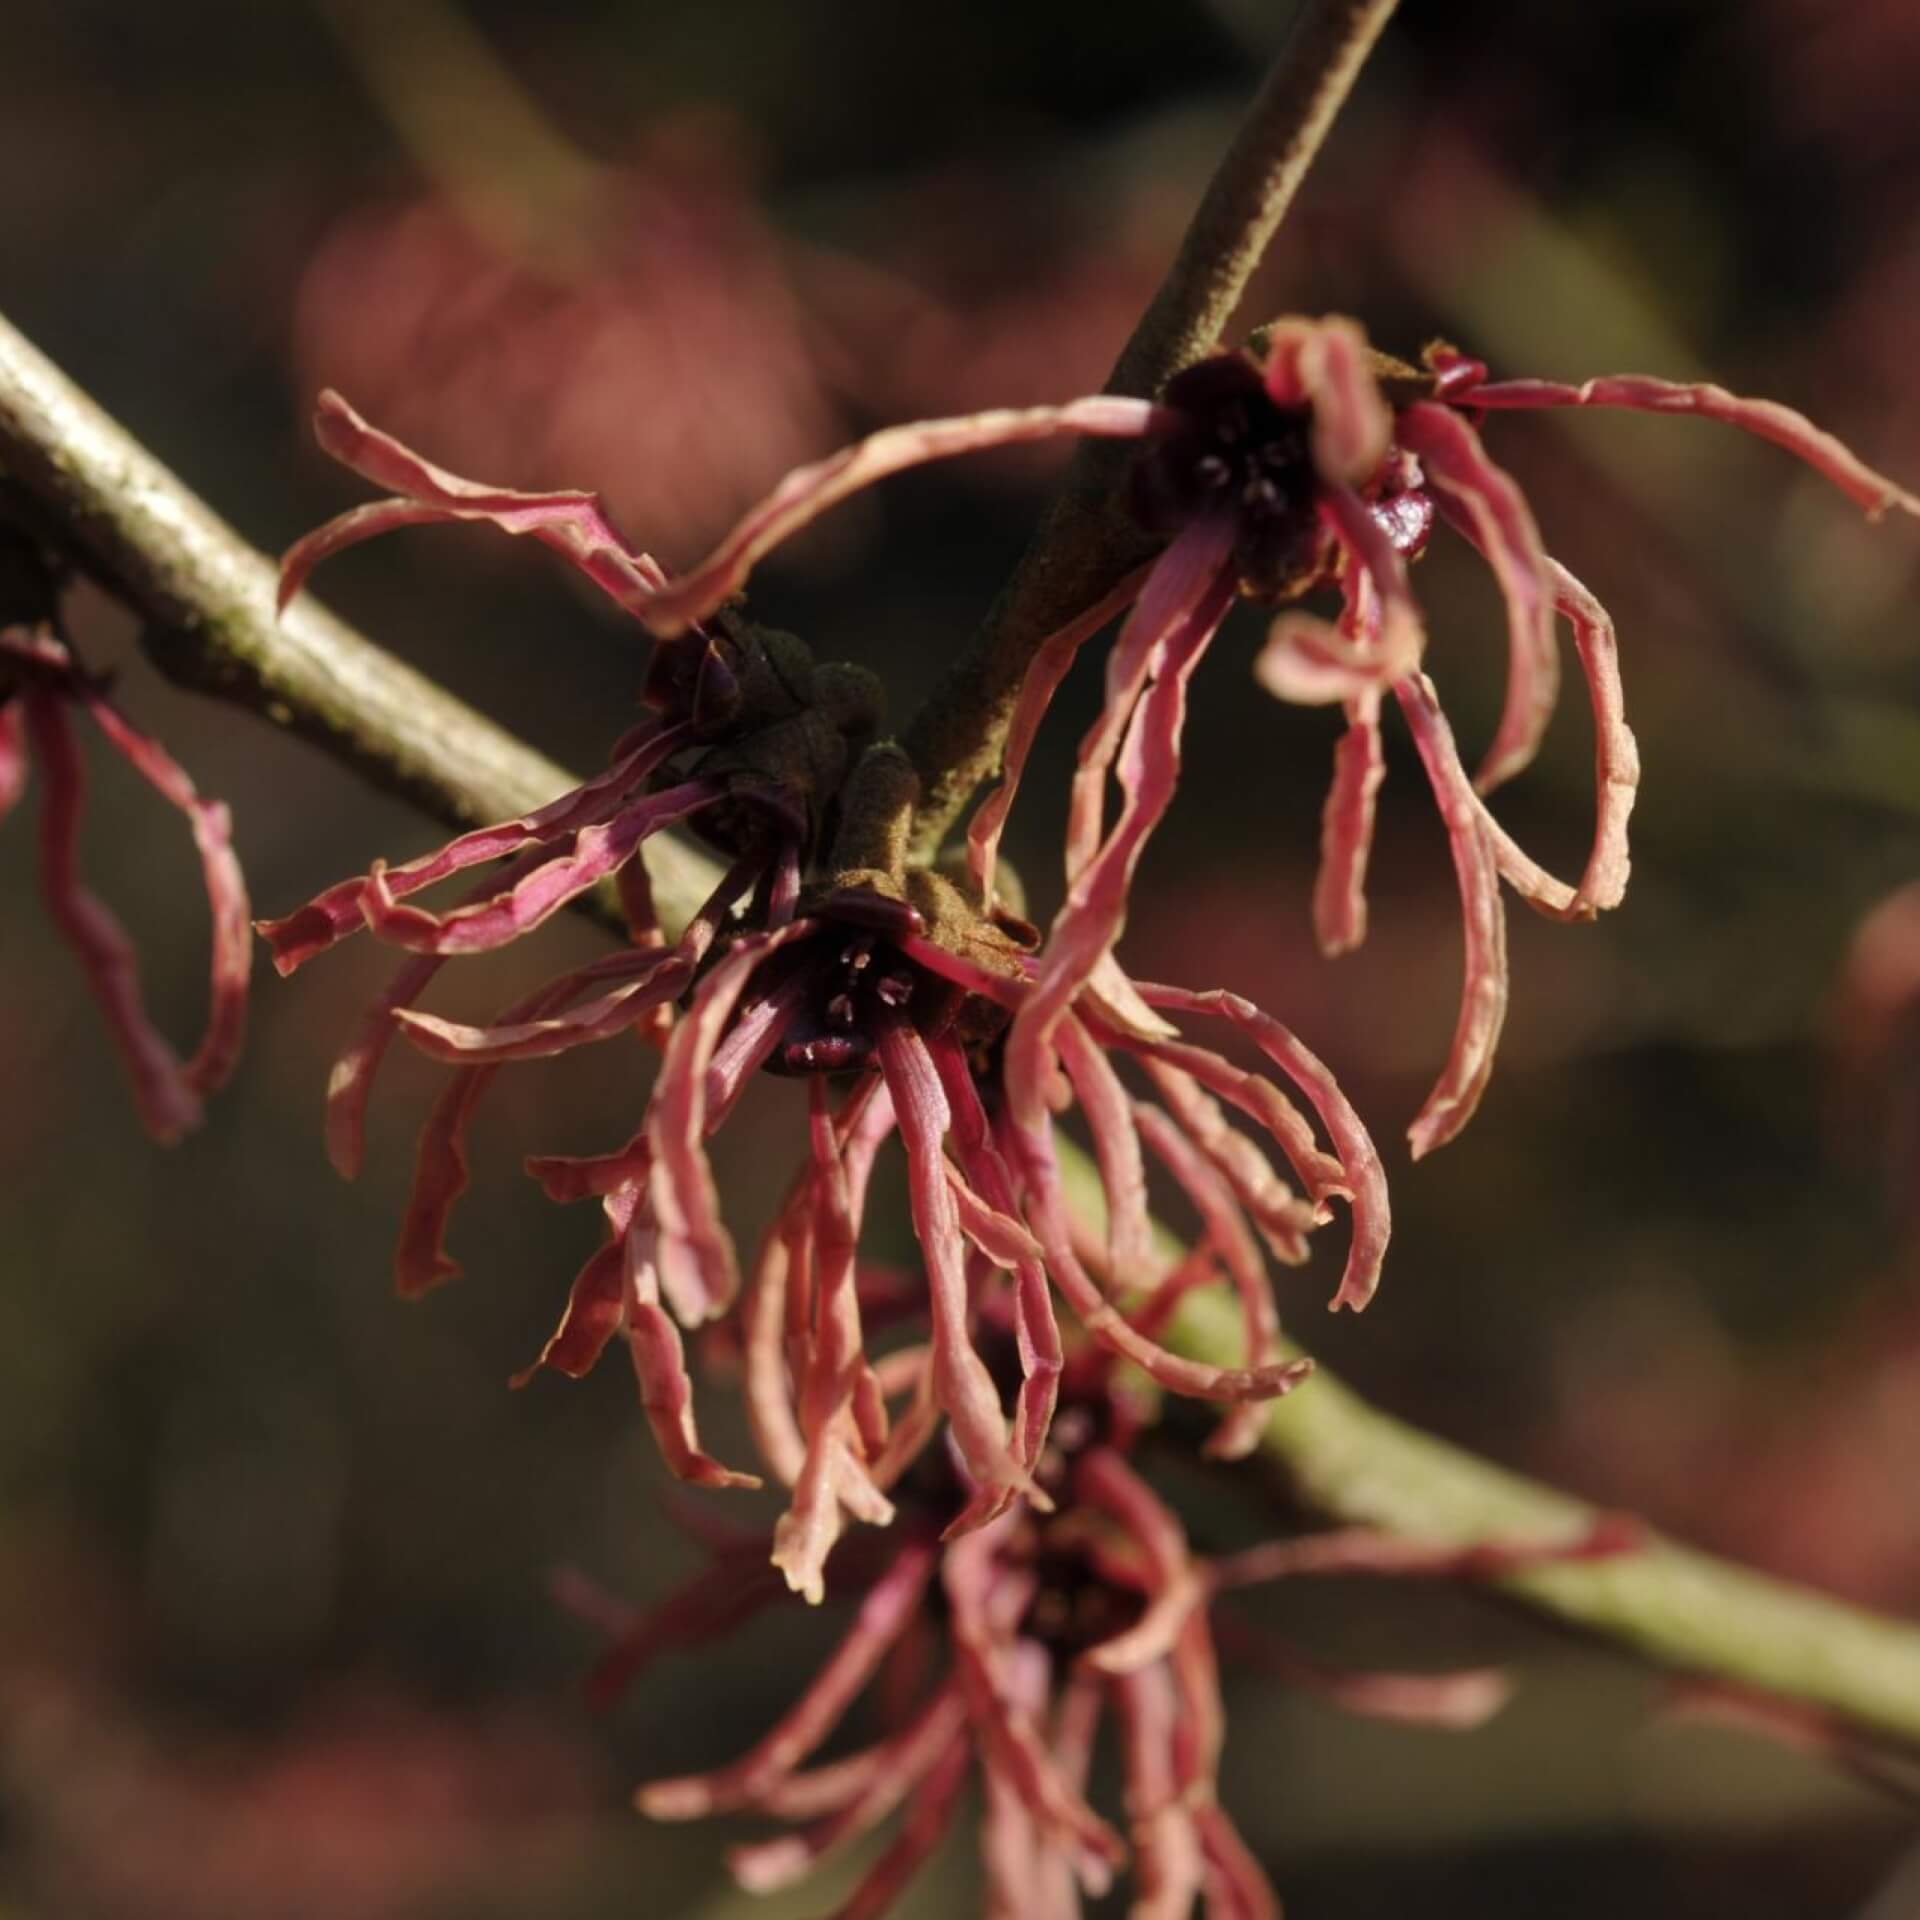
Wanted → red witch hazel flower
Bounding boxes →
[568,1330,1635,1918]
[264,390,1389,1592]
[0,533,250,1142]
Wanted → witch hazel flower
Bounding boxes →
[579,1336,1634,1918]
[0,536,250,1143]
[267,394,1387,1573]
[956,318,1920,1158]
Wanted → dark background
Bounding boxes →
[3,1,1919,1913]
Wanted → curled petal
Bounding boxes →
[1208,1511,1644,1589]
[258,721,687,973]
[1389,674,1510,1158]
[1319,486,1426,682]
[283,389,667,616]
[966,568,1149,910]
[1397,402,1556,793]
[825,1731,972,1920]
[625,1214,762,1490]
[1063,513,1238,883]
[1112,1663,1207,1920]
[1465,373,1920,522]
[1457,558,1638,921]
[1260,315,1393,485]
[1006,1103,1313,1403]
[635,1540,934,1819]
[360,778,725,956]
[1133,986,1390,1313]
[1253,612,1389,706]
[944,1525,1126,1883]
[1139,1056,1317,1263]
[1132,1103,1284,1462]
[1075,1447,1209,1671]
[81,694,252,1097]
[1057,1015,1155,1295]
[22,692,201,1143]
[630,396,1164,639]
[647,923,816,1325]
[878,1018,1038,1525]
[392,950,687,1063]
[727,1687,969,1894]
[1313,693,1386,956]
[511,1237,626,1386]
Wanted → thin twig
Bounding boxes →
[0,309,719,931]
[900,0,1401,856]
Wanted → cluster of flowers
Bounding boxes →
[258,315,1916,1909]
[1,538,250,1144]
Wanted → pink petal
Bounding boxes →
[510,1237,626,1386]
[393,949,686,1063]
[1057,1014,1155,1295]
[1313,694,1385,955]
[1131,986,1390,1313]
[1466,373,1920,521]
[258,721,687,974]
[81,693,252,1097]
[625,1211,762,1491]
[1248,1638,1513,1729]
[628,395,1164,640]
[1075,1446,1209,1670]
[1388,674,1510,1159]
[877,1018,1036,1523]
[1260,315,1393,485]
[283,389,667,616]
[0,703,28,821]
[360,777,725,955]
[1208,1512,1643,1588]
[823,1731,972,1920]
[1005,1099,1314,1403]
[943,1524,1126,1881]
[1318,487,1426,683]
[21,691,202,1143]
[1132,1103,1285,1462]
[635,1540,934,1819]
[935,1035,1064,1478]
[726,1686,969,1894]
[646,921,817,1324]
[965,568,1149,911]
[1112,1663,1207,1920]
[1138,1056,1317,1263]
[1398,402,1557,793]
[1063,514,1238,883]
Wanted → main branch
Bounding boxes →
[901,0,1402,854]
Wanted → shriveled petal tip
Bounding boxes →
[1465,372,1920,522]
[630,395,1162,640]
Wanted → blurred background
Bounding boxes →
[3,0,1920,1913]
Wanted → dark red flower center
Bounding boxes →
[1131,354,1329,601]
[765,928,932,1075]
